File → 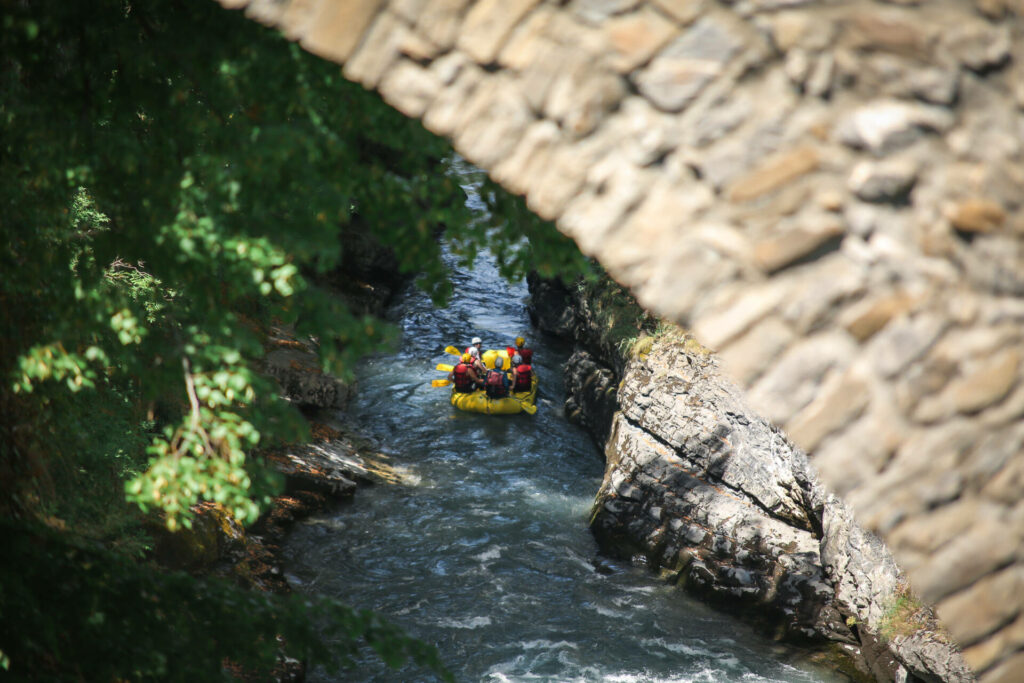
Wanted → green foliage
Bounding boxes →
[2,0,591,677]
[878,584,932,642]
[573,271,656,358]
[0,521,452,681]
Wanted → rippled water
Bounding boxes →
[283,165,844,683]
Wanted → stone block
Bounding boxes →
[949,348,1021,415]
[457,0,541,64]
[753,214,844,273]
[727,145,820,204]
[910,514,1018,603]
[421,57,484,137]
[452,75,533,169]
[888,498,986,555]
[599,97,679,167]
[848,158,918,204]
[497,5,556,71]
[295,0,385,64]
[416,0,471,51]
[942,22,1012,72]
[962,615,1024,675]
[836,100,954,155]
[241,0,290,26]
[840,291,919,341]
[603,6,679,73]
[491,120,561,196]
[782,253,868,333]
[813,404,904,496]
[570,0,643,23]
[560,158,652,256]
[599,180,716,284]
[692,282,788,351]
[524,136,609,220]
[842,10,936,59]
[805,52,835,98]
[939,566,1024,647]
[915,348,1022,422]
[399,30,441,61]
[786,368,871,453]
[948,198,1007,234]
[545,62,627,138]
[981,446,1024,504]
[342,11,409,88]
[636,16,745,112]
[649,0,704,26]
[747,331,857,425]
[718,316,796,386]
[866,311,949,379]
[984,651,1024,683]
[377,59,441,118]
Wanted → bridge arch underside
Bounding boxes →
[218,0,1024,678]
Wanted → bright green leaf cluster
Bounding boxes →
[13,343,107,394]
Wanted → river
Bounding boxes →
[282,166,845,683]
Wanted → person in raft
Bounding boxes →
[449,353,483,393]
[465,336,483,357]
[484,356,511,399]
[466,346,487,377]
[510,353,532,393]
[506,336,533,365]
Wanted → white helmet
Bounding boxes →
[512,354,522,365]
[471,336,482,345]
[494,356,504,369]
[468,347,479,358]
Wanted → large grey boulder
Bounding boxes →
[586,336,973,681]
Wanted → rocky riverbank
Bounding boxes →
[530,273,974,683]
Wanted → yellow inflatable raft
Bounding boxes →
[450,348,539,415]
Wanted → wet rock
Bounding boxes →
[263,343,353,411]
[526,271,576,337]
[563,349,619,445]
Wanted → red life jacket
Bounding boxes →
[484,369,508,398]
[452,363,474,393]
[514,347,533,364]
[513,364,532,392]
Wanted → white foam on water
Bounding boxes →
[518,639,579,651]
[435,615,493,629]
[474,545,503,562]
[585,602,629,619]
[641,637,717,659]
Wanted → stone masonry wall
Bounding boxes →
[214,1,1024,679]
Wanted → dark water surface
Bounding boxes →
[283,165,844,683]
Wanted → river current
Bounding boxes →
[283,166,844,683]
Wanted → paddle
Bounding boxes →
[516,400,537,415]
[436,363,454,372]
[431,379,451,387]
[444,345,461,356]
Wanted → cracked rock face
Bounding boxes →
[585,337,974,681]
[591,340,838,641]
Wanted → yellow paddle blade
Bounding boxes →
[431,379,452,387]
[445,345,461,356]
[436,363,454,372]
[519,401,537,415]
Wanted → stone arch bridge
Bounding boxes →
[216,0,1023,678]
